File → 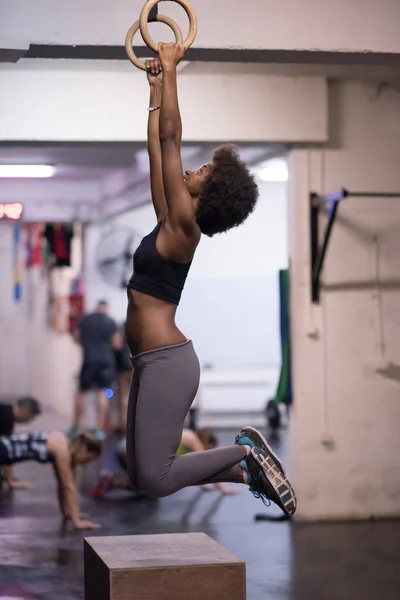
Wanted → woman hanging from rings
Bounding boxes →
[125,41,297,516]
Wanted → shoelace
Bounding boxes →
[238,439,285,509]
[247,463,275,507]
[248,486,271,507]
[247,457,283,508]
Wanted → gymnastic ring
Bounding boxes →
[125,15,183,71]
[140,0,198,53]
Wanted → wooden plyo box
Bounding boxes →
[84,532,246,600]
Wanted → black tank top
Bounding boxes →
[128,222,192,305]
[0,432,52,465]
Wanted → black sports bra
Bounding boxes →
[127,222,192,305]
[0,432,52,465]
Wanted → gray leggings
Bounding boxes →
[126,340,244,498]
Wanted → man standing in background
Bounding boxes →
[114,320,133,433]
[0,396,41,489]
[71,300,121,438]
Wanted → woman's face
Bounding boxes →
[75,444,98,465]
[184,164,212,197]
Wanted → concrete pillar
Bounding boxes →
[289,80,400,520]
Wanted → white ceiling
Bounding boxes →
[181,61,400,85]
[0,142,284,182]
[0,143,139,167]
[0,143,138,180]
[0,142,285,222]
[4,56,399,83]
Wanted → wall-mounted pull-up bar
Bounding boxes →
[310,188,400,303]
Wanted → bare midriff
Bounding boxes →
[126,288,187,356]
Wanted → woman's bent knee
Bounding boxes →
[127,464,138,492]
[126,459,169,497]
[136,473,171,499]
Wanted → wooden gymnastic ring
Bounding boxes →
[140,0,198,53]
[125,14,183,71]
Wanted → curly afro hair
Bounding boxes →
[195,145,259,237]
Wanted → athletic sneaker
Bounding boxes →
[235,426,286,475]
[239,446,297,517]
[92,428,107,441]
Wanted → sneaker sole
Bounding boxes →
[242,425,286,476]
[251,447,297,517]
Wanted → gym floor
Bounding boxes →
[1,414,400,599]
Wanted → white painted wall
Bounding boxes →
[289,80,400,520]
[0,60,328,143]
[0,222,80,418]
[1,0,399,54]
[0,222,30,395]
[85,179,288,369]
[185,180,288,280]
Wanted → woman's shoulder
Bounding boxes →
[161,217,201,258]
[47,431,69,454]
